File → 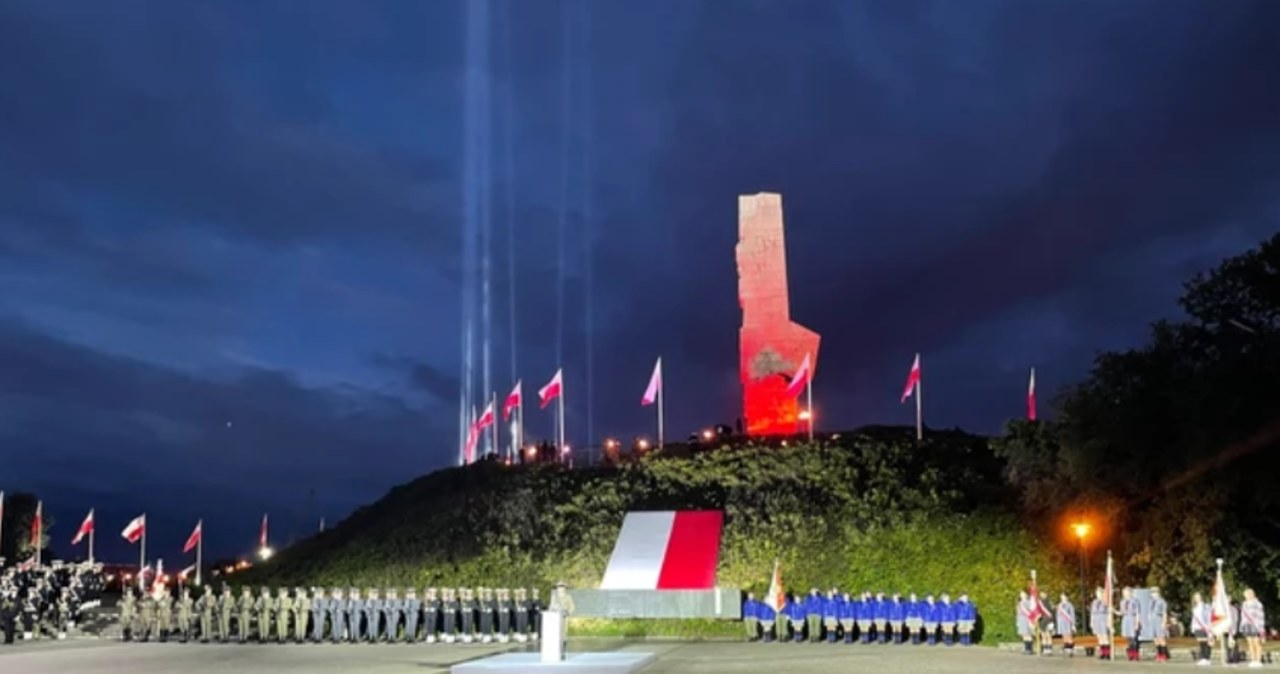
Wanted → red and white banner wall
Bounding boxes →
[598,511,724,591]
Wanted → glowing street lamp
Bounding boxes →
[1072,522,1091,613]
[637,438,651,451]
[798,409,812,421]
[258,546,274,561]
[701,429,714,441]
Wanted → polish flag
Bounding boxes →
[464,421,480,464]
[30,501,42,547]
[179,563,197,580]
[122,514,146,543]
[476,401,496,430]
[259,513,269,548]
[784,354,811,399]
[1210,561,1232,636]
[71,509,94,545]
[1027,368,1037,421]
[641,358,662,406]
[599,511,724,591]
[1027,571,1047,623]
[183,520,202,554]
[502,381,522,421]
[765,559,787,614]
[901,353,921,403]
[539,369,563,408]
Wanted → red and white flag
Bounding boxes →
[765,559,787,614]
[30,501,42,547]
[502,381,522,421]
[599,511,724,590]
[901,353,921,403]
[1210,561,1232,636]
[1027,571,1048,623]
[539,369,563,408]
[122,514,146,543]
[464,421,480,464]
[641,358,662,406]
[784,354,811,399]
[71,509,94,545]
[180,563,197,579]
[259,513,269,548]
[1027,368,1037,421]
[183,520,202,554]
[476,401,496,430]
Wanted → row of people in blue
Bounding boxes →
[742,589,978,645]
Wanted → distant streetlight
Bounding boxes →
[258,546,274,561]
[701,429,714,441]
[637,438,651,451]
[1072,522,1091,613]
[798,409,812,421]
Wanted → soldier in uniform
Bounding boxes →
[482,588,499,643]
[347,588,364,642]
[217,586,234,643]
[236,587,253,644]
[275,587,291,643]
[254,586,274,643]
[158,587,175,642]
[496,588,512,643]
[1120,587,1140,661]
[119,588,137,642]
[529,588,542,641]
[176,587,194,643]
[382,588,401,642]
[441,588,459,644]
[511,588,527,643]
[138,589,156,642]
[1190,592,1212,665]
[196,587,214,643]
[328,588,346,643]
[294,588,310,643]
[363,588,381,643]
[310,587,328,643]
[55,589,72,640]
[1150,587,1170,662]
[838,592,855,644]
[1054,592,1075,656]
[460,588,476,643]
[956,593,976,647]
[425,588,442,644]
[403,588,422,643]
[1240,588,1265,668]
[1089,587,1112,660]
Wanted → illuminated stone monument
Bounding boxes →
[736,193,821,436]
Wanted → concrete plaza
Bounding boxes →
[0,638,1248,673]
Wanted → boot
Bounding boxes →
[911,634,920,645]
[1023,639,1033,655]
[1065,644,1075,657]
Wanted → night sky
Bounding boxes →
[2,0,1278,564]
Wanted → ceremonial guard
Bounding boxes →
[382,588,401,642]
[1150,587,1169,662]
[176,587,194,643]
[529,588,542,641]
[441,588,459,643]
[119,588,137,641]
[758,594,779,643]
[402,588,421,642]
[425,588,443,643]
[1240,588,1265,668]
[838,592,855,644]
[511,588,528,643]
[904,593,924,645]
[496,588,513,643]
[1055,593,1075,655]
[1089,587,1111,659]
[1190,592,1212,665]
[922,594,940,646]
[956,593,976,646]
[1036,593,1053,655]
[55,590,71,639]
[360,588,378,643]
[347,588,365,642]
[294,588,310,643]
[889,593,906,644]
[311,587,329,642]
[218,586,235,643]
[157,588,174,642]
[855,591,874,643]
[822,589,839,643]
[1120,587,1140,661]
[775,593,791,642]
[873,591,890,644]
[254,586,274,643]
[803,589,822,643]
[328,588,346,643]
[196,588,214,643]
[459,588,476,643]
[478,587,495,643]
[274,587,291,643]
[138,590,156,642]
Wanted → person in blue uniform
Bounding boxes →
[923,594,940,645]
[872,592,889,643]
[804,589,823,643]
[905,593,924,645]
[757,597,778,642]
[855,591,874,643]
[956,593,977,646]
[838,592,855,644]
[742,592,761,642]
[822,589,840,643]
[938,593,957,646]
[787,594,807,643]
[887,593,906,644]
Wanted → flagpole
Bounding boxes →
[491,393,499,462]
[35,501,42,566]
[89,516,95,564]
[806,378,814,442]
[196,520,203,587]
[140,515,147,583]
[518,390,525,459]
[657,358,665,450]
[0,492,5,562]
[915,354,923,441]
[1105,549,1113,661]
[558,381,567,465]
[1217,558,1227,667]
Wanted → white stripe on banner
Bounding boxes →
[599,511,676,590]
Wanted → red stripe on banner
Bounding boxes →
[655,511,723,590]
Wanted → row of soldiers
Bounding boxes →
[0,560,105,644]
[119,585,545,644]
[742,589,978,645]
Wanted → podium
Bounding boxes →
[540,610,565,662]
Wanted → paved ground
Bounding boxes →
[0,638,1264,673]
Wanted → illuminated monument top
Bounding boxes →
[736,193,821,436]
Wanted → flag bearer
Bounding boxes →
[1190,592,1212,665]
[1089,587,1111,660]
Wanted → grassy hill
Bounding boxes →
[240,428,1069,642]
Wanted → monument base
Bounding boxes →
[450,652,656,674]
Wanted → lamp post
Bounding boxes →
[1072,522,1091,615]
